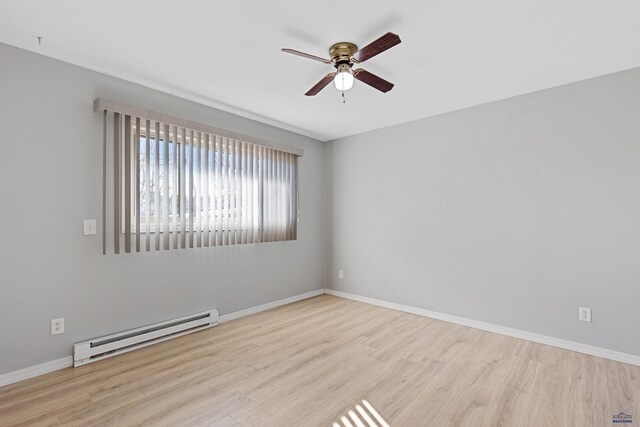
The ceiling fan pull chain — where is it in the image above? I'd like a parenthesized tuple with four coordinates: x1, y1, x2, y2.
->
(342, 91, 346, 104)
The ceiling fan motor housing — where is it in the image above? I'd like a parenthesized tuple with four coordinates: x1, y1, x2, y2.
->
(329, 42, 358, 66)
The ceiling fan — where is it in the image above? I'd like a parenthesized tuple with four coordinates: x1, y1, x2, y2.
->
(282, 32, 401, 97)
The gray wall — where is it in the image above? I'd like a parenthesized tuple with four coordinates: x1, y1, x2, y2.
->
(0, 43, 325, 375)
(2, 40, 639, 377)
(326, 67, 640, 356)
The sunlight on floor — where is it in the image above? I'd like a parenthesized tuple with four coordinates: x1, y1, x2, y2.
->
(332, 400, 390, 427)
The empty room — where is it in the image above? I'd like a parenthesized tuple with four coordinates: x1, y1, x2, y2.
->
(1, 1, 639, 426)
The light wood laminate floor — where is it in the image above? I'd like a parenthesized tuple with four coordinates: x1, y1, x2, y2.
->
(1, 295, 638, 426)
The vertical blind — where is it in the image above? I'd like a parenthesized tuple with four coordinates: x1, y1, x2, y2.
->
(96, 99, 301, 254)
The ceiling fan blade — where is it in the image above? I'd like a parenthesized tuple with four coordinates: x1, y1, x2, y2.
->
(354, 69, 394, 93)
(305, 73, 336, 96)
(281, 48, 331, 64)
(353, 32, 401, 63)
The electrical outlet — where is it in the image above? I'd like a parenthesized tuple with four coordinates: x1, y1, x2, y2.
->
(338, 270, 344, 279)
(51, 318, 65, 335)
(578, 307, 591, 323)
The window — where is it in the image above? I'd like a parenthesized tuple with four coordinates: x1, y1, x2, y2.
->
(97, 99, 300, 254)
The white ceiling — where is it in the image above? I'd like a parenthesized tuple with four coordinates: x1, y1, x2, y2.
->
(1, 1, 639, 141)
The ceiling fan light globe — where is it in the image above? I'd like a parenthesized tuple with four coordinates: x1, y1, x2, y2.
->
(334, 71, 354, 91)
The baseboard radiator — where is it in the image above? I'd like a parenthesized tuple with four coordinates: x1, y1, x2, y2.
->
(73, 309, 219, 367)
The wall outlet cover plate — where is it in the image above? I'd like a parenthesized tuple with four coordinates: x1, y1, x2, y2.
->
(579, 307, 592, 322)
(51, 318, 65, 335)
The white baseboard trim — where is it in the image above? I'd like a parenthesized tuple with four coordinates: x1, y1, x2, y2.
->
(0, 356, 73, 388)
(0, 288, 325, 389)
(325, 288, 640, 367)
(218, 288, 325, 323)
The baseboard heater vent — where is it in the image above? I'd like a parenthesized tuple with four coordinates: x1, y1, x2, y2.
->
(73, 309, 218, 367)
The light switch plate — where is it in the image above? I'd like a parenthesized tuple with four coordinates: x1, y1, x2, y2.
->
(83, 219, 97, 235)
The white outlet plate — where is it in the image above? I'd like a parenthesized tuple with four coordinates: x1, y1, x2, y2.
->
(338, 270, 344, 279)
(579, 307, 592, 322)
(51, 318, 65, 335)
(83, 219, 97, 235)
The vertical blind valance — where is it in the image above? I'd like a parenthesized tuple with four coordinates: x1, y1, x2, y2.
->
(96, 99, 301, 255)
